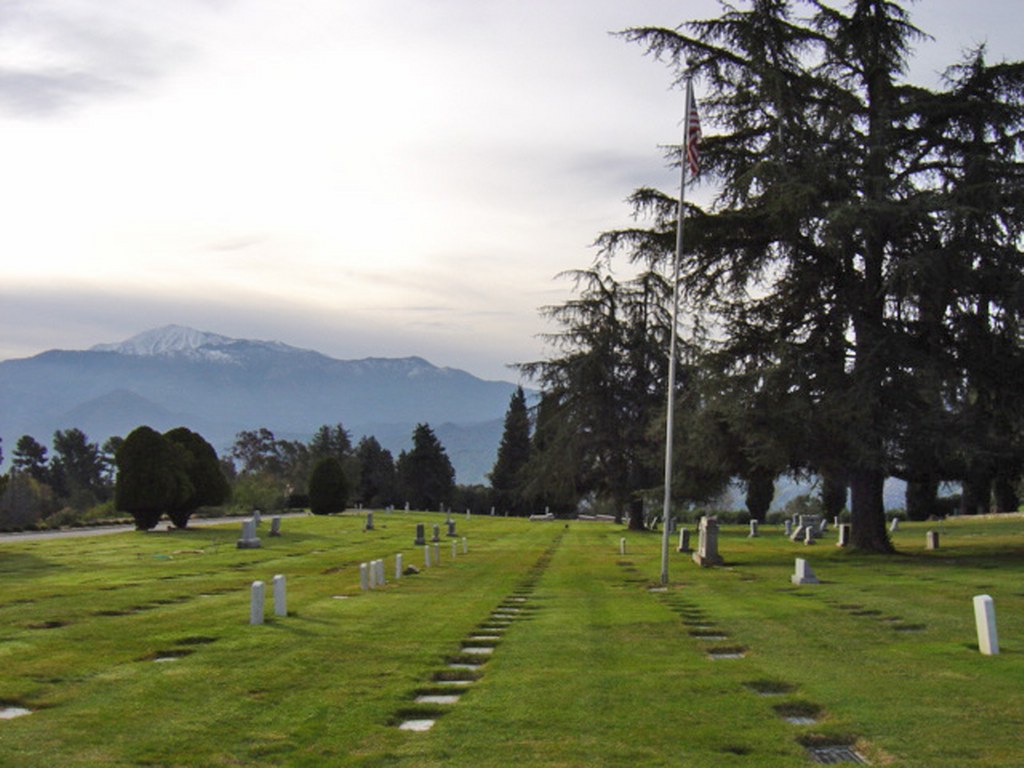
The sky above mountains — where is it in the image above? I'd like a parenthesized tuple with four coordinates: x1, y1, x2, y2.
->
(2, 1, 1021, 382)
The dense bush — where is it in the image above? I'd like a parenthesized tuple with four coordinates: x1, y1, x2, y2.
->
(164, 427, 230, 528)
(308, 456, 348, 515)
(0, 473, 59, 531)
(115, 426, 193, 530)
(231, 473, 286, 512)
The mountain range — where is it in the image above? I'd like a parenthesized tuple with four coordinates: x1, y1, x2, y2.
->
(0, 325, 521, 484)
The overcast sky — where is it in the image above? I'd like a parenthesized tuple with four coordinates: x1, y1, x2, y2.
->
(2, 1, 1021, 382)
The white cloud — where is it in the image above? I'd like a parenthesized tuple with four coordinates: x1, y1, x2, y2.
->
(2, 0, 1022, 381)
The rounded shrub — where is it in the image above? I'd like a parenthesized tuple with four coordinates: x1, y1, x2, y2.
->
(308, 456, 348, 515)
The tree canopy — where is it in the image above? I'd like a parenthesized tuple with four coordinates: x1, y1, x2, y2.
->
(522, 0, 1024, 549)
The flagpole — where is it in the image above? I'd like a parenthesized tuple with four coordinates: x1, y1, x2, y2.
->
(660, 75, 695, 585)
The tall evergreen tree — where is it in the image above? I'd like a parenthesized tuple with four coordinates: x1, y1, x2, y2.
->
(309, 424, 352, 462)
(396, 423, 455, 511)
(489, 386, 532, 515)
(50, 428, 105, 505)
(614, 0, 1023, 549)
(519, 263, 672, 528)
(355, 436, 396, 508)
(12, 435, 49, 483)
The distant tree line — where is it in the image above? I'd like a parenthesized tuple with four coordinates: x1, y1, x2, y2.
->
(0, 418, 496, 531)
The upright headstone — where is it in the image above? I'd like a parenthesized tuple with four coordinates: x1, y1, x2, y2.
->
(237, 518, 262, 549)
(804, 527, 815, 546)
(433, 542, 440, 564)
(973, 594, 999, 655)
(677, 527, 691, 553)
(432, 524, 441, 543)
(749, 520, 759, 538)
(490, 506, 495, 516)
(926, 530, 940, 550)
(360, 563, 370, 590)
(833, 516, 840, 528)
(889, 518, 900, 533)
(424, 545, 432, 568)
(837, 523, 851, 548)
(405, 501, 410, 511)
(462, 536, 468, 554)
(366, 511, 374, 531)
(451, 540, 458, 559)
(376, 559, 385, 586)
(414, 523, 426, 546)
(620, 537, 627, 555)
(791, 558, 819, 585)
(253, 509, 262, 526)
(692, 516, 723, 567)
(784, 519, 793, 537)
(250, 581, 265, 624)
(790, 523, 806, 542)
(466, 508, 471, 518)
(818, 519, 828, 534)
(269, 516, 282, 537)
(447, 520, 457, 537)
(273, 574, 287, 617)
(395, 553, 403, 580)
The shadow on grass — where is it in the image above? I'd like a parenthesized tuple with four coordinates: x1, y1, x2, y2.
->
(0, 551, 67, 576)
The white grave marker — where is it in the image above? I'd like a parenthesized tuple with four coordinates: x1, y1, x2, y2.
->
(359, 563, 369, 590)
(791, 558, 820, 585)
(273, 574, 287, 617)
(973, 594, 999, 655)
(250, 581, 265, 624)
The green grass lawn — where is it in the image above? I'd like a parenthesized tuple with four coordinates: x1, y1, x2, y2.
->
(0, 512, 1021, 767)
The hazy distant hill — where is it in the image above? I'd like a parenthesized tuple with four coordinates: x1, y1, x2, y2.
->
(0, 325, 519, 484)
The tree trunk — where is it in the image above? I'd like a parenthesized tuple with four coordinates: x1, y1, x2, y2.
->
(821, 467, 848, 519)
(850, 468, 893, 552)
(992, 475, 1019, 514)
(627, 496, 645, 531)
(905, 477, 938, 521)
(961, 472, 990, 515)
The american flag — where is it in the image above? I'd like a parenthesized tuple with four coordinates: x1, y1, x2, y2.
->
(685, 80, 701, 178)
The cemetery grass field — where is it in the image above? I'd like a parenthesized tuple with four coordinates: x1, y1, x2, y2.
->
(0, 513, 1021, 767)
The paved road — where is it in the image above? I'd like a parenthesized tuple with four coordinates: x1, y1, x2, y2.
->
(0, 512, 311, 543)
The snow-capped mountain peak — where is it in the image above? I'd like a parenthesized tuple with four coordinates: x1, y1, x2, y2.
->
(90, 325, 235, 357)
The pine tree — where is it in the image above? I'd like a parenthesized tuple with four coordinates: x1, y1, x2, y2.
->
(489, 386, 532, 515)
(618, 0, 1023, 549)
(355, 436, 396, 508)
(12, 435, 49, 483)
(396, 424, 455, 511)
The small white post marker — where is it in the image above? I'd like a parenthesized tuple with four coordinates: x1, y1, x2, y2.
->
(273, 574, 287, 617)
(250, 581, 265, 625)
(973, 595, 999, 655)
